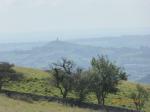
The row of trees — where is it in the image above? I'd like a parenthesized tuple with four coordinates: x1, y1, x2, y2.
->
(51, 56, 127, 105)
(51, 56, 149, 111)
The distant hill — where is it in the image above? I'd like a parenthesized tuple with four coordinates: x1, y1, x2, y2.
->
(72, 35, 150, 48)
(0, 37, 150, 83)
(138, 74, 150, 84)
(0, 40, 104, 69)
(0, 42, 45, 52)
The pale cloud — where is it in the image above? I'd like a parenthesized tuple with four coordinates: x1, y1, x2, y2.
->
(27, 0, 64, 7)
(0, 0, 149, 33)
(0, 0, 63, 9)
(0, 0, 17, 8)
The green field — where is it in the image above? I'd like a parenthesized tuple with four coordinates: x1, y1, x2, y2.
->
(1, 66, 150, 112)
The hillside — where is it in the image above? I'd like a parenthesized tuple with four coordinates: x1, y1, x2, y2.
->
(3, 66, 150, 112)
(0, 94, 97, 112)
(0, 40, 150, 83)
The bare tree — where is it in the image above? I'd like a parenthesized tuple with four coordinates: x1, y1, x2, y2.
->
(130, 84, 149, 112)
(51, 58, 75, 98)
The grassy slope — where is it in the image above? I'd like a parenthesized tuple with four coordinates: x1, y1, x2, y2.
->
(3, 66, 150, 112)
(0, 94, 97, 112)
(13, 66, 50, 79)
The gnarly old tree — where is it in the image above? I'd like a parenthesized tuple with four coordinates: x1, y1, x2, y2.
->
(0, 62, 23, 91)
(90, 56, 127, 105)
(51, 58, 75, 98)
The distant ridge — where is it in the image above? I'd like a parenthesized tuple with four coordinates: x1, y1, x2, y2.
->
(72, 35, 150, 48)
(0, 37, 150, 83)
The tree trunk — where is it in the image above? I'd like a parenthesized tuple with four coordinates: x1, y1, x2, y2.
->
(79, 90, 85, 102)
(0, 83, 2, 92)
(102, 95, 105, 105)
(96, 94, 102, 104)
(63, 90, 68, 99)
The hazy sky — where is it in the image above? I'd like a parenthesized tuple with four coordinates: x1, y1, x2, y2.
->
(0, 0, 150, 42)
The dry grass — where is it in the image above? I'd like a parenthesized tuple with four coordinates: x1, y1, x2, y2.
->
(0, 94, 98, 112)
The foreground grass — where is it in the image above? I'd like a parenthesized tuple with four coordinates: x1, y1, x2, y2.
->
(0, 94, 98, 112)
(4, 67, 150, 112)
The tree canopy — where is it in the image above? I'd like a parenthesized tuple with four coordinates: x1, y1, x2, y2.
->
(90, 56, 127, 105)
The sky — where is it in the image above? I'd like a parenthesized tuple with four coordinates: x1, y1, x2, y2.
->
(0, 0, 150, 42)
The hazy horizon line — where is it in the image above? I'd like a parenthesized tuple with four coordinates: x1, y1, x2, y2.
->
(0, 33, 150, 44)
